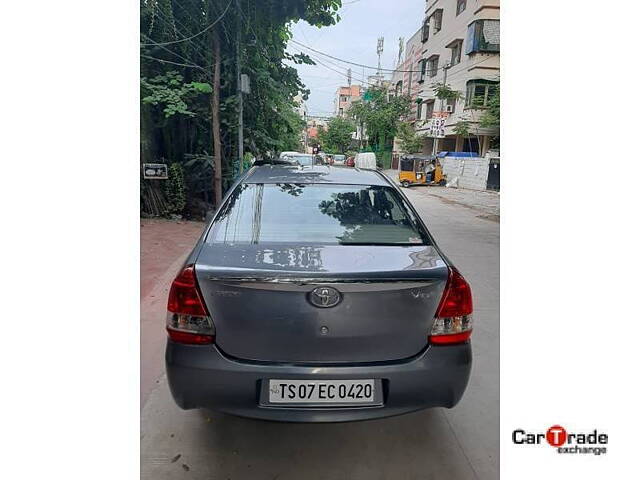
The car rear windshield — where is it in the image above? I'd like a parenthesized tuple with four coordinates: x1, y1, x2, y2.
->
(207, 183, 428, 245)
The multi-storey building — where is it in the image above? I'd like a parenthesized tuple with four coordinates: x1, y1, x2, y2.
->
(394, 0, 500, 155)
(334, 85, 362, 117)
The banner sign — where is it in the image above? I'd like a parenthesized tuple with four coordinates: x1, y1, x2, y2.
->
(428, 112, 449, 138)
(142, 163, 168, 180)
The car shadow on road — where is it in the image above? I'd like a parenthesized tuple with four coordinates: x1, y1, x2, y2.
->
(191, 408, 475, 479)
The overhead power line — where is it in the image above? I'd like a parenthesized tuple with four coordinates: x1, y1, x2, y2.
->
(141, 33, 209, 71)
(140, 0, 233, 47)
(290, 39, 424, 74)
(291, 47, 381, 88)
(141, 54, 210, 73)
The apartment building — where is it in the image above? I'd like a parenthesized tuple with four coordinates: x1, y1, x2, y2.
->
(391, 29, 423, 122)
(334, 85, 362, 117)
(394, 0, 500, 155)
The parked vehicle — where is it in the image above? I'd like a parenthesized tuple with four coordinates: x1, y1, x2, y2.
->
(399, 154, 446, 188)
(279, 151, 299, 159)
(280, 153, 314, 166)
(354, 152, 377, 169)
(166, 165, 473, 422)
(333, 154, 346, 165)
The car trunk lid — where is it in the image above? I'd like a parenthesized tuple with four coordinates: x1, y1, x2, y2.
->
(195, 244, 448, 363)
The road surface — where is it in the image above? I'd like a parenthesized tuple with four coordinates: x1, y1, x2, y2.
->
(140, 186, 499, 479)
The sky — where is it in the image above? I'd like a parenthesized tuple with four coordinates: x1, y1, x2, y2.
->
(287, 0, 426, 117)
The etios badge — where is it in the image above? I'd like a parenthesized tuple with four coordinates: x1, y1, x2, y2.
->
(308, 287, 342, 308)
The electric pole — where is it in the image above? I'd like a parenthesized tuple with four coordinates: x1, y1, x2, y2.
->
(376, 37, 384, 85)
(236, 0, 244, 174)
(432, 63, 451, 157)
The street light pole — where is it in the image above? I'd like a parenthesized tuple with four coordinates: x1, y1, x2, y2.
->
(236, 0, 244, 174)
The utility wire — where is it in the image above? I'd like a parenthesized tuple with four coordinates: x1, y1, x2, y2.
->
(290, 39, 425, 74)
(141, 33, 209, 71)
(291, 38, 498, 79)
(153, 3, 211, 65)
(140, 0, 233, 46)
(291, 47, 382, 88)
(141, 54, 210, 73)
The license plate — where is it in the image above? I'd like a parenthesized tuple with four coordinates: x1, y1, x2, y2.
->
(266, 379, 379, 405)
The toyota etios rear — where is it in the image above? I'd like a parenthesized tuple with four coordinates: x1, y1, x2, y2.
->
(166, 165, 472, 422)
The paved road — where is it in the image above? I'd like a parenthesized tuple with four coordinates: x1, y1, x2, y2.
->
(141, 219, 206, 408)
(141, 188, 499, 480)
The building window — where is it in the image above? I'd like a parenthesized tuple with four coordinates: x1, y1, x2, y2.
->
(417, 101, 423, 120)
(427, 55, 439, 77)
(456, 0, 466, 16)
(340, 95, 348, 102)
(421, 19, 430, 42)
(339, 108, 344, 115)
(431, 9, 443, 35)
(465, 80, 499, 108)
(418, 59, 427, 83)
(425, 100, 435, 119)
(465, 19, 500, 54)
(395, 80, 403, 96)
(448, 40, 463, 66)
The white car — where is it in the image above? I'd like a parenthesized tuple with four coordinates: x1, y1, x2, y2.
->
(354, 152, 377, 170)
(279, 151, 300, 159)
(333, 154, 346, 165)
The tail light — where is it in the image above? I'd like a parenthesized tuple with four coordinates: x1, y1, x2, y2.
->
(429, 268, 473, 345)
(166, 265, 215, 345)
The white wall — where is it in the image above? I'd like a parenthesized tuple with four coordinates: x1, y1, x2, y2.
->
(442, 155, 491, 190)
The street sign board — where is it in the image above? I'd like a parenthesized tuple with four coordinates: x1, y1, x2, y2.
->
(241, 74, 251, 94)
(427, 112, 449, 138)
(142, 163, 168, 179)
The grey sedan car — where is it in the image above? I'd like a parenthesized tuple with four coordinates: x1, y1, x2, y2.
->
(166, 165, 473, 422)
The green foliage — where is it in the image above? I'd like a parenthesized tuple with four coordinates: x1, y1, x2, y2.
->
(479, 83, 500, 128)
(141, 71, 212, 119)
(348, 86, 410, 150)
(164, 163, 186, 215)
(396, 122, 425, 153)
(318, 116, 355, 153)
(308, 136, 321, 148)
(453, 120, 471, 137)
(431, 82, 463, 101)
(140, 0, 342, 212)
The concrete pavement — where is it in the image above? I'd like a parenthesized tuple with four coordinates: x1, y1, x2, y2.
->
(140, 188, 499, 479)
(141, 219, 206, 408)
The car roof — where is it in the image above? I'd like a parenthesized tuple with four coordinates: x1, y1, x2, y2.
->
(243, 165, 390, 186)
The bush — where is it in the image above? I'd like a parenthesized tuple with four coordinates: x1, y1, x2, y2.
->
(164, 163, 186, 216)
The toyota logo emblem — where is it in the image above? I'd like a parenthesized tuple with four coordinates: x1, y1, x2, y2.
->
(308, 286, 342, 308)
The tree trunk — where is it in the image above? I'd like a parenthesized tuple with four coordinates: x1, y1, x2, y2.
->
(211, 28, 223, 207)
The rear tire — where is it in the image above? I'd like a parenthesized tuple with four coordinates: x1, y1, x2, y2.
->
(401, 181, 410, 188)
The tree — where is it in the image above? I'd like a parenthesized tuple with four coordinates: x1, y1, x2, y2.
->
(164, 163, 186, 215)
(318, 116, 355, 153)
(479, 82, 500, 128)
(396, 122, 425, 153)
(431, 82, 463, 102)
(348, 86, 410, 150)
(140, 0, 342, 214)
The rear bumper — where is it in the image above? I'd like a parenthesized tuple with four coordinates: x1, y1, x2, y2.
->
(166, 341, 472, 422)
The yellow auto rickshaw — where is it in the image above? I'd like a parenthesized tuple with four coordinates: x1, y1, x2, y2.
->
(398, 154, 446, 188)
